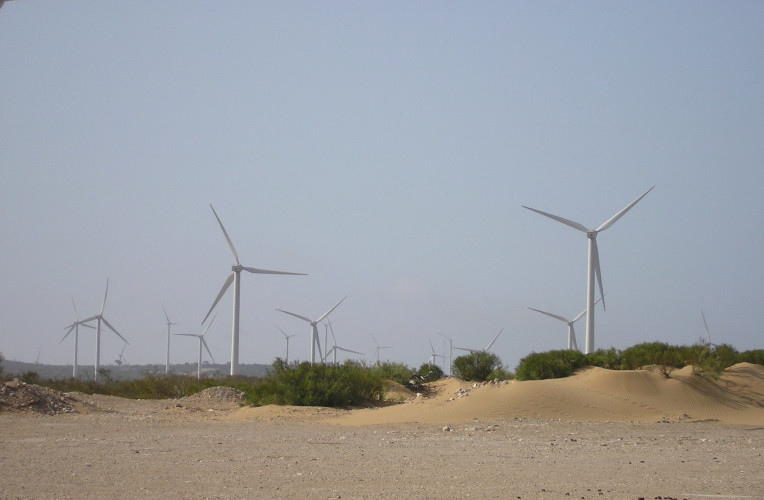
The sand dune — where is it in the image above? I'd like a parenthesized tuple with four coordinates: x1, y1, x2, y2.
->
(230, 363, 764, 426)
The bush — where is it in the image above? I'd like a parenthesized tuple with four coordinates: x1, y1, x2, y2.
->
(247, 360, 385, 407)
(372, 362, 416, 387)
(415, 363, 444, 383)
(738, 349, 764, 365)
(515, 350, 587, 381)
(452, 352, 503, 381)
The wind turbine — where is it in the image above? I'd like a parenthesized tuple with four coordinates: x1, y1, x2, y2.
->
(162, 306, 178, 374)
(437, 332, 457, 376)
(523, 185, 654, 354)
(454, 329, 504, 355)
(370, 335, 391, 366)
(61, 297, 95, 378)
(700, 309, 719, 349)
(529, 296, 603, 351)
(426, 337, 446, 371)
(276, 296, 346, 364)
(275, 325, 295, 363)
(80, 279, 129, 381)
(114, 345, 128, 366)
(322, 320, 363, 364)
(175, 314, 217, 379)
(203, 204, 306, 376)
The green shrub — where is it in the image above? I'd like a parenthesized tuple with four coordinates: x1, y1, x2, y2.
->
(515, 350, 587, 381)
(416, 363, 444, 383)
(247, 360, 385, 407)
(738, 349, 764, 365)
(452, 352, 503, 381)
(372, 362, 416, 387)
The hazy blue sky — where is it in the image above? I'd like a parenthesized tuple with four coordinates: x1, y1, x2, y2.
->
(1, 2, 762, 373)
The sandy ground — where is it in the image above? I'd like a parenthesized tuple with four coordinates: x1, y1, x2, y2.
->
(1, 364, 763, 499)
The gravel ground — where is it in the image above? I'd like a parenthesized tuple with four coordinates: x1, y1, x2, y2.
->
(1, 395, 762, 500)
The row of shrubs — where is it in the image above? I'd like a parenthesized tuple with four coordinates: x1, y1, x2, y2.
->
(515, 342, 764, 381)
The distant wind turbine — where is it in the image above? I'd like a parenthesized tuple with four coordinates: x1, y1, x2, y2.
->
(427, 337, 446, 371)
(322, 320, 363, 364)
(114, 345, 128, 366)
(203, 204, 306, 376)
(175, 314, 217, 379)
(370, 335, 392, 366)
(80, 279, 129, 381)
(162, 305, 178, 374)
(700, 309, 719, 349)
(523, 185, 654, 354)
(275, 325, 295, 364)
(61, 297, 95, 378)
(437, 332, 457, 376)
(529, 297, 603, 351)
(276, 296, 346, 364)
(454, 329, 504, 355)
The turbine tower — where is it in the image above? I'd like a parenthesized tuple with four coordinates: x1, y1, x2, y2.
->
(80, 279, 129, 381)
(203, 205, 306, 376)
(60, 297, 95, 378)
(276, 296, 347, 364)
(529, 297, 602, 351)
(175, 314, 217, 379)
(427, 337, 446, 372)
(437, 332, 457, 376)
(523, 186, 654, 354)
(162, 305, 178, 374)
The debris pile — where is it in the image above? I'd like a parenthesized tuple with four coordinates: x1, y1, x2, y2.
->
(0, 379, 76, 415)
(181, 386, 246, 404)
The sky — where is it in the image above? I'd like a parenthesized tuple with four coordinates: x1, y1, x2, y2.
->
(1, 1, 762, 374)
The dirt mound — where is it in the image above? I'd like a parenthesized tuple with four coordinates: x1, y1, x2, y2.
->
(0, 379, 76, 415)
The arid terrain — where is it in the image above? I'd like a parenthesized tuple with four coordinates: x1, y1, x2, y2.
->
(1, 364, 762, 499)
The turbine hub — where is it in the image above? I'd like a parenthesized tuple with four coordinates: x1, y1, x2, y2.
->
(587, 231, 597, 239)
(232, 264, 243, 272)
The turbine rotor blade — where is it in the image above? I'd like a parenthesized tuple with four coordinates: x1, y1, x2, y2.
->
(316, 296, 347, 323)
(242, 266, 307, 276)
(162, 305, 171, 324)
(572, 308, 588, 323)
(484, 328, 503, 351)
(701, 310, 711, 344)
(174, 333, 199, 337)
(276, 309, 313, 323)
(210, 204, 240, 266)
(201, 338, 215, 363)
(101, 317, 129, 345)
(596, 185, 655, 232)
(592, 239, 606, 311)
(201, 313, 217, 336)
(71, 296, 79, 320)
(61, 325, 75, 342)
(528, 307, 569, 323)
(100, 278, 110, 315)
(203, 273, 234, 324)
(336, 347, 363, 355)
(522, 206, 589, 233)
(571, 325, 579, 351)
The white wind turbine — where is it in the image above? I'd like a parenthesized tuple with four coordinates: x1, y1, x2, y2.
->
(203, 204, 306, 376)
(322, 320, 363, 364)
(529, 296, 603, 351)
(60, 297, 95, 378)
(114, 345, 128, 366)
(175, 314, 217, 379)
(700, 310, 719, 349)
(370, 335, 392, 366)
(80, 279, 129, 381)
(162, 306, 178, 374)
(523, 186, 654, 354)
(276, 296, 347, 364)
(454, 329, 504, 355)
(275, 325, 295, 364)
(437, 332, 457, 376)
(426, 337, 446, 371)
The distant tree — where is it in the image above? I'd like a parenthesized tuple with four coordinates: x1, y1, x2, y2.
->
(452, 352, 503, 381)
(416, 363, 444, 383)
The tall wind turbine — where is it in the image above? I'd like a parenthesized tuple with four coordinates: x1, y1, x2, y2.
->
(322, 320, 363, 364)
(60, 297, 95, 378)
(275, 325, 295, 364)
(162, 305, 178, 374)
(80, 279, 129, 381)
(175, 314, 217, 379)
(370, 335, 392, 366)
(523, 186, 654, 354)
(203, 204, 306, 376)
(454, 329, 504, 354)
(437, 332, 457, 376)
(276, 296, 346, 364)
(529, 297, 603, 351)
